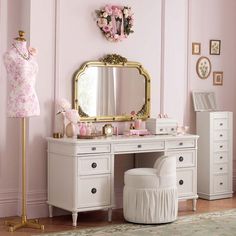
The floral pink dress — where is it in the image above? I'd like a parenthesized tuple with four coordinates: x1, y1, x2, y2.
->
(3, 41, 40, 118)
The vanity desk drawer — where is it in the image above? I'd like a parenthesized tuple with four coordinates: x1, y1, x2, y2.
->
(166, 150, 196, 168)
(78, 155, 111, 175)
(76, 144, 111, 155)
(166, 139, 195, 149)
(113, 141, 164, 153)
(177, 169, 195, 197)
(77, 174, 111, 208)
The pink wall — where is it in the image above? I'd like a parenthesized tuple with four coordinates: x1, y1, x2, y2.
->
(0, 0, 235, 218)
(188, 0, 236, 189)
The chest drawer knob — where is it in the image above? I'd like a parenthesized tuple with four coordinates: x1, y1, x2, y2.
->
(220, 182, 223, 185)
(179, 156, 184, 162)
(220, 167, 223, 170)
(220, 123, 223, 126)
(91, 188, 97, 194)
(220, 145, 223, 148)
(220, 156, 223, 159)
(91, 147, 97, 151)
(91, 162, 97, 168)
(179, 142, 183, 146)
(220, 134, 223, 137)
(137, 144, 142, 148)
(179, 180, 184, 185)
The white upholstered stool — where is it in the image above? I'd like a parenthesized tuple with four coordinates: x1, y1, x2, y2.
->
(123, 155, 178, 224)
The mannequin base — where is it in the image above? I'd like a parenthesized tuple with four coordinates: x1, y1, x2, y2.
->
(5, 218, 44, 232)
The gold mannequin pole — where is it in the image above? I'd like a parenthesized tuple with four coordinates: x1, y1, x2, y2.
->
(5, 118, 44, 232)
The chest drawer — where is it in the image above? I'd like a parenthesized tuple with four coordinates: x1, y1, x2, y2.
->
(166, 150, 196, 168)
(214, 152, 228, 163)
(78, 155, 111, 175)
(113, 141, 164, 153)
(213, 175, 229, 193)
(214, 119, 228, 130)
(166, 139, 195, 149)
(77, 175, 111, 208)
(213, 163, 228, 174)
(213, 141, 228, 152)
(76, 144, 111, 155)
(214, 130, 228, 141)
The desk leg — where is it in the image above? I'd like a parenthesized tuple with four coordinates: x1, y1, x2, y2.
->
(49, 205, 53, 218)
(72, 212, 78, 227)
(108, 208, 112, 222)
(192, 199, 197, 211)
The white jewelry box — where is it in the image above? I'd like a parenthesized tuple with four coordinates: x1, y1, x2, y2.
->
(146, 118, 178, 135)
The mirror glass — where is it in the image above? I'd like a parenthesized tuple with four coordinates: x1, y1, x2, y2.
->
(73, 55, 151, 122)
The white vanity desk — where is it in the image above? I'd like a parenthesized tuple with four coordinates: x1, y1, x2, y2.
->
(47, 134, 199, 226)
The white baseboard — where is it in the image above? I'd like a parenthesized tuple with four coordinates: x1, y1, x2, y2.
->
(0, 189, 49, 218)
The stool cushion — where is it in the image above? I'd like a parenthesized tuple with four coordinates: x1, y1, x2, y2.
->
(124, 168, 159, 189)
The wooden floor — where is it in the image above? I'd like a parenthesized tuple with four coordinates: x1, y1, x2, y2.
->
(0, 195, 236, 236)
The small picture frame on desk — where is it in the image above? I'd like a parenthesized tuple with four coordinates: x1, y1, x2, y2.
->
(192, 42, 201, 55)
(213, 71, 223, 86)
(210, 40, 221, 55)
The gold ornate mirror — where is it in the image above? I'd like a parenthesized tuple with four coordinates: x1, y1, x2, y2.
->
(73, 54, 151, 122)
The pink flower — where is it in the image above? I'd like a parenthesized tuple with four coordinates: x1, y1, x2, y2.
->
(105, 5, 113, 15)
(65, 109, 80, 124)
(102, 24, 112, 33)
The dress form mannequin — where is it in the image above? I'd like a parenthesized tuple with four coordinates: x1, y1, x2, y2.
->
(3, 31, 44, 232)
(3, 31, 40, 117)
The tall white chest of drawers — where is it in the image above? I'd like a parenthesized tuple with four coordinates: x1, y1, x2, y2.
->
(196, 111, 233, 200)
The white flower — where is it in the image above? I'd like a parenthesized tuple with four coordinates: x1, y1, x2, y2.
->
(57, 98, 71, 113)
(103, 12, 108, 18)
(97, 18, 108, 28)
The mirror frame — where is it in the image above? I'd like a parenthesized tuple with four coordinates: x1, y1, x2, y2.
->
(73, 54, 151, 122)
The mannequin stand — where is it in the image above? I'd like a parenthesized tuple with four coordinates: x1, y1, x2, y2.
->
(5, 118, 44, 232)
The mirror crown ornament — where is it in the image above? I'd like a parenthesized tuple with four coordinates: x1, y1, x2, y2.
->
(100, 54, 127, 64)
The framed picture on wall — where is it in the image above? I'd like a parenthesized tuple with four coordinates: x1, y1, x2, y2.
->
(213, 71, 223, 85)
(192, 42, 201, 55)
(196, 56, 211, 79)
(210, 40, 221, 55)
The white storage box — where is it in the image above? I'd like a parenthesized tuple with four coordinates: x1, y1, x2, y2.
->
(146, 118, 178, 135)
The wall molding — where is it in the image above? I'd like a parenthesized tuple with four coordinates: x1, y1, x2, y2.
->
(0, 189, 48, 218)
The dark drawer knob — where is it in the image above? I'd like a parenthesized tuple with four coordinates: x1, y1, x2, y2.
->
(171, 128, 174, 131)
(91, 147, 96, 151)
(137, 144, 142, 148)
(179, 180, 184, 185)
(220, 134, 223, 137)
(220, 123, 223, 126)
(220, 145, 223, 148)
(91, 162, 97, 168)
(220, 182, 223, 185)
(220, 156, 223, 159)
(91, 188, 97, 194)
(179, 142, 183, 146)
(160, 128, 163, 131)
(220, 167, 223, 170)
(179, 156, 184, 162)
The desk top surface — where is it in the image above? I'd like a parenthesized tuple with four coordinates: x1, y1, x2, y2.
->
(47, 134, 199, 144)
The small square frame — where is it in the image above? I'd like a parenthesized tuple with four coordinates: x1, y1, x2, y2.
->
(213, 71, 223, 86)
(210, 40, 221, 55)
(192, 42, 201, 55)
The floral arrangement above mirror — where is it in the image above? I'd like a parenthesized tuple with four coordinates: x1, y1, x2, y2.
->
(96, 5, 134, 42)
